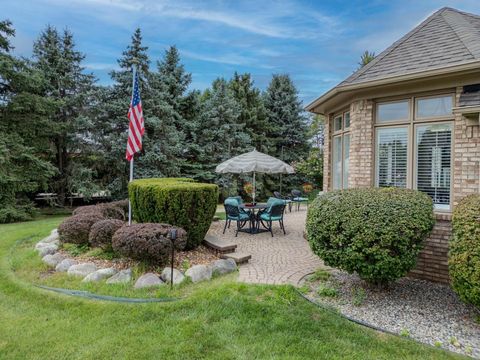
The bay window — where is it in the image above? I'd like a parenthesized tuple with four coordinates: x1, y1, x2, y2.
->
(332, 111, 350, 190)
(374, 94, 453, 210)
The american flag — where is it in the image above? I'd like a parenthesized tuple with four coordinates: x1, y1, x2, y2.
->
(125, 70, 145, 161)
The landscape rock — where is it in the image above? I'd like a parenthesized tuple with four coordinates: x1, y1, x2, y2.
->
(67, 262, 97, 277)
(36, 243, 58, 257)
(134, 273, 164, 289)
(55, 258, 78, 272)
(211, 258, 237, 275)
(106, 269, 132, 284)
(42, 253, 64, 267)
(185, 264, 212, 283)
(82, 268, 117, 282)
(160, 267, 185, 285)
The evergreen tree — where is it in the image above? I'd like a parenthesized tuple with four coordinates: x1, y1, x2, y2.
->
(228, 72, 270, 152)
(358, 50, 375, 68)
(194, 78, 250, 183)
(32, 26, 96, 205)
(263, 74, 309, 193)
(0, 20, 56, 222)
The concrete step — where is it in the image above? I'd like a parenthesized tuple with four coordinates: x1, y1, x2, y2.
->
(203, 235, 237, 254)
(221, 252, 251, 264)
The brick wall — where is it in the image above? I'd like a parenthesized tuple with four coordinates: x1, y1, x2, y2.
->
(348, 100, 374, 188)
(323, 114, 331, 192)
(453, 86, 480, 206)
(409, 213, 452, 283)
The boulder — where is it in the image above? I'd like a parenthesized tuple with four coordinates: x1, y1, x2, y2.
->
(160, 267, 185, 285)
(55, 259, 78, 272)
(211, 259, 237, 275)
(67, 262, 97, 277)
(42, 253, 64, 267)
(106, 269, 132, 284)
(36, 243, 58, 257)
(82, 268, 117, 282)
(185, 264, 212, 283)
(134, 273, 164, 289)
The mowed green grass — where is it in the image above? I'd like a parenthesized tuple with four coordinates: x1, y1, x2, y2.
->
(0, 218, 464, 359)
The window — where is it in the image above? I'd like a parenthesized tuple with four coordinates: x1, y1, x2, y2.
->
(373, 94, 454, 211)
(376, 127, 408, 188)
(416, 95, 453, 118)
(377, 100, 409, 123)
(416, 123, 452, 210)
(331, 111, 350, 189)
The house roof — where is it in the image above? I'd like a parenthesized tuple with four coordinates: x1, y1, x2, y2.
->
(306, 7, 480, 113)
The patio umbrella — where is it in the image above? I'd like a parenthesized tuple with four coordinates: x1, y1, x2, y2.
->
(215, 149, 295, 203)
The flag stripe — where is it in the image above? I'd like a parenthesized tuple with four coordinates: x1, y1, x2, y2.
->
(125, 70, 144, 161)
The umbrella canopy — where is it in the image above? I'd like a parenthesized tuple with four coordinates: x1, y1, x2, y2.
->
(215, 149, 294, 174)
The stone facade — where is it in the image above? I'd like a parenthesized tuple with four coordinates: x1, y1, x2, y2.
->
(322, 91, 479, 284)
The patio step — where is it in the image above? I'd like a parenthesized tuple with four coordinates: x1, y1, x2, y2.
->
(221, 252, 251, 264)
(203, 235, 237, 254)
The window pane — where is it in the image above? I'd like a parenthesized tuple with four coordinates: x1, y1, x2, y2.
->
(343, 134, 350, 188)
(376, 127, 408, 188)
(334, 116, 343, 132)
(344, 112, 350, 128)
(416, 124, 452, 210)
(416, 95, 452, 118)
(377, 101, 409, 122)
(332, 136, 342, 190)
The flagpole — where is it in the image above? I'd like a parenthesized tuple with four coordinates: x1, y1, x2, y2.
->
(127, 63, 137, 226)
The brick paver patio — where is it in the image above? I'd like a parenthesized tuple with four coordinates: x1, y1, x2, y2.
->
(207, 208, 325, 285)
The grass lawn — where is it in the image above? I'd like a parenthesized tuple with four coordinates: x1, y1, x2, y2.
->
(0, 217, 465, 359)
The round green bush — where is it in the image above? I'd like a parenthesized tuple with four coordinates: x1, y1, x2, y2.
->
(112, 223, 187, 263)
(129, 178, 218, 249)
(449, 194, 480, 309)
(72, 201, 126, 220)
(306, 188, 435, 285)
(89, 219, 125, 251)
(58, 214, 105, 245)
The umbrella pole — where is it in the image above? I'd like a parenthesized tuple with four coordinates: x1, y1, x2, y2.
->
(253, 172, 256, 204)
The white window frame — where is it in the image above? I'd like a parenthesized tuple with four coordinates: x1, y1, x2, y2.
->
(331, 111, 350, 190)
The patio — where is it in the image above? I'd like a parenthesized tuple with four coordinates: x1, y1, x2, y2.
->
(207, 207, 325, 285)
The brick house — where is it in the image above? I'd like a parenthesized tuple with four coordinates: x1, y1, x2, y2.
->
(306, 7, 480, 283)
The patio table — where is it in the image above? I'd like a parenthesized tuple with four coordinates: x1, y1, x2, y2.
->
(239, 203, 269, 234)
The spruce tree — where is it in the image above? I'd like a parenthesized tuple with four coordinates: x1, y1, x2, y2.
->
(32, 26, 96, 205)
(0, 20, 56, 222)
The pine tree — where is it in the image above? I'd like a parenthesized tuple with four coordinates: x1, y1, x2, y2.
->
(228, 72, 270, 152)
(0, 20, 56, 222)
(263, 74, 309, 193)
(194, 78, 251, 183)
(32, 26, 96, 205)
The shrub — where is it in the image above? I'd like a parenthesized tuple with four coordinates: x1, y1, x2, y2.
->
(129, 178, 218, 249)
(306, 188, 435, 285)
(72, 200, 127, 220)
(58, 214, 105, 245)
(112, 223, 187, 263)
(89, 219, 125, 251)
(449, 194, 480, 309)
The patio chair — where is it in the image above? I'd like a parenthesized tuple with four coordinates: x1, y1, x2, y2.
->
(223, 198, 250, 237)
(291, 189, 309, 211)
(274, 191, 292, 212)
(257, 198, 286, 237)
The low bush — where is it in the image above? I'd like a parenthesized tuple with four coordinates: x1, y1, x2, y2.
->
(306, 188, 435, 285)
(112, 223, 187, 263)
(449, 194, 480, 309)
(58, 214, 105, 245)
(88, 219, 125, 251)
(72, 200, 127, 220)
(129, 178, 218, 249)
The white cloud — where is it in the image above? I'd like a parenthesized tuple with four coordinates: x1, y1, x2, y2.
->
(84, 62, 120, 71)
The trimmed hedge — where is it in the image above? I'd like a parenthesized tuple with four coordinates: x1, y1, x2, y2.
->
(73, 200, 128, 220)
(129, 178, 218, 249)
(112, 223, 187, 263)
(306, 188, 435, 285)
(89, 219, 125, 251)
(58, 214, 105, 245)
(449, 194, 480, 309)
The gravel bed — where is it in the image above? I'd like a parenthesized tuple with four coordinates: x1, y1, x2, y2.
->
(301, 270, 480, 358)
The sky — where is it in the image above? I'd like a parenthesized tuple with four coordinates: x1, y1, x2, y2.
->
(2, 0, 480, 105)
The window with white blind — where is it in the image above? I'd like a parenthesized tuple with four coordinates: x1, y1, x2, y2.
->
(332, 111, 350, 190)
(376, 127, 408, 188)
(332, 136, 343, 190)
(415, 123, 452, 210)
